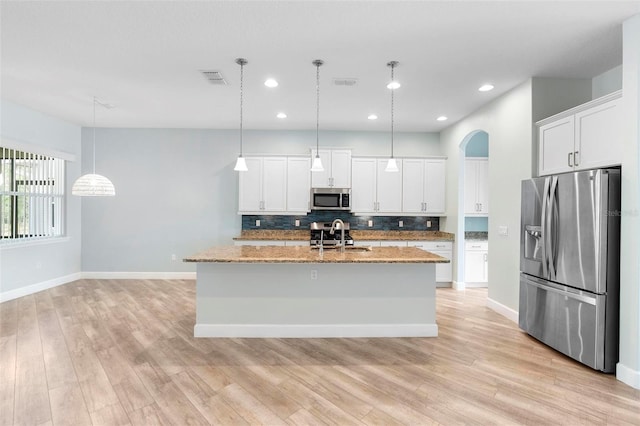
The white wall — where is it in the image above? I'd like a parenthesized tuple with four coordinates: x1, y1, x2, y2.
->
(440, 80, 533, 314)
(0, 100, 82, 300)
(79, 128, 440, 273)
(593, 64, 623, 99)
(617, 14, 640, 389)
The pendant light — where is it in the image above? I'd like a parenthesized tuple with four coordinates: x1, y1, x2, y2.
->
(310, 59, 325, 172)
(72, 97, 116, 196)
(233, 58, 249, 172)
(385, 61, 400, 172)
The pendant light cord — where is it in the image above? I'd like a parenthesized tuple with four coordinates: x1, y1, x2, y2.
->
(390, 63, 395, 158)
(92, 96, 97, 174)
(315, 61, 320, 153)
(239, 60, 244, 157)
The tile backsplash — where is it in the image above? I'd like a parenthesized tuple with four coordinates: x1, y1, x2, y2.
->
(242, 213, 439, 231)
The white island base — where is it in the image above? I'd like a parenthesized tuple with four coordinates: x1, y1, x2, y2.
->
(194, 262, 437, 338)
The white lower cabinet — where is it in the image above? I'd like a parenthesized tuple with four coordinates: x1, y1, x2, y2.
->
(464, 240, 488, 285)
(407, 241, 453, 284)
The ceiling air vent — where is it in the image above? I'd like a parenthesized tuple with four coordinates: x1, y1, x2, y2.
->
(200, 70, 227, 85)
(333, 78, 358, 87)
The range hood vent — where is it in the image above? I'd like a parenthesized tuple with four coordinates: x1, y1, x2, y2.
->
(200, 70, 227, 85)
(333, 78, 358, 86)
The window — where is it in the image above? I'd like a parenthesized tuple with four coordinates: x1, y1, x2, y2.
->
(0, 147, 65, 242)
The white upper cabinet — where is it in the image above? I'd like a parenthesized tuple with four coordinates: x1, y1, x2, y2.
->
(538, 91, 622, 176)
(239, 157, 288, 214)
(464, 158, 489, 216)
(238, 156, 307, 215)
(351, 158, 403, 214)
(402, 158, 446, 215)
(311, 149, 352, 188)
(286, 157, 311, 213)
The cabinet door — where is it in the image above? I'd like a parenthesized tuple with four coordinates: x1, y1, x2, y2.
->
(287, 157, 311, 212)
(351, 158, 377, 213)
(575, 98, 622, 170)
(463, 160, 478, 215)
(310, 149, 331, 188)
(431, 250, 453, 282)
(376, 159, 403, 213)
(538, 116, 575, 176)
(424, 159, 446, 214)
(379, 241, 408, 247)
(465, 250, 486, 282)
(483, 251, 489, 282)
(331, 149, 352, 188)
(402, 159, 425, 213)
(238, 157, 263, 212)
(262, 157, 287, 212)
(476, 159, 489, 215)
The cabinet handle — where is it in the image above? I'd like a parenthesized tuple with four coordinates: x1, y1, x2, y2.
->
(568, 152, 573, 167)
(574, 151, 579, 166)
(472, 245, 481, 248)
(479, 203, 482, 211)
(483, 253, 488, 262)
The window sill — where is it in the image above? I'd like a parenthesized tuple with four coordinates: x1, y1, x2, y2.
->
(0, 236, 71, 250)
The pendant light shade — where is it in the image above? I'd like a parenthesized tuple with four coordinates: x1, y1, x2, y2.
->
(72, 97, 116, 196)
(385, 61, 400, 173)
(310, 59, 325, 172)
(234, 58, 249, 172)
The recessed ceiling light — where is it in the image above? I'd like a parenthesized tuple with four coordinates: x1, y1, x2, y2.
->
(368, 114, 378, 120)
(387, 81, 401, 90)
(276, 112, 287, 119)
(264, 78, 278, 88)
(478, 84, 494, 92)
(437, 116, 448, 121)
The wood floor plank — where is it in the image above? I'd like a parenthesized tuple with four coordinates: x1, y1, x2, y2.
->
(3, 280, 640, 425)
(48, 384, 92, 426)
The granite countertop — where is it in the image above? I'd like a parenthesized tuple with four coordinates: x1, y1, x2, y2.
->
(184, 245, 450, 264)
(233, 230, 455, 241)
(464, 231, 489, 241)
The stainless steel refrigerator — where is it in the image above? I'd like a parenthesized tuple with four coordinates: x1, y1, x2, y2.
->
(519, 168, 620, 372)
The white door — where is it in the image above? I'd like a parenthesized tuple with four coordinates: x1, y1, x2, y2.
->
(424, 159, 446, 214)
(262, 157, 287, 212)
(476, 159, 489, 215)
(351, 158, 377, 213)
(376, 159, 403, 213)
(464, 159, 478, 215)
(465, 250, 486, 282)
(538, 116, 575, 176)
(287, 157, 311, 212)
(402, 159, 425, 213)
(330, 149, 352, 188)
(574, 98, 622, 170)
(238, 157, 263, 212)
(310, 149, 332, 188)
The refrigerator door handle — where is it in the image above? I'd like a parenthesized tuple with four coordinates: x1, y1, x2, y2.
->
(548, 176, 559, 279)
(541, 177, 550, 278)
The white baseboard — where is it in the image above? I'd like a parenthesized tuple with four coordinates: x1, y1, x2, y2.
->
(194, 323, 439, 338)
(486, 297, 519, 323)
(452, 281, 465, 290)
(81, 271, 196, 280)
(0, 272, 82, 303)
(616, 362, 640, 390)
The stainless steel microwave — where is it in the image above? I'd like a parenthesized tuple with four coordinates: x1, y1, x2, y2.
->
(310, 188, 351, 211)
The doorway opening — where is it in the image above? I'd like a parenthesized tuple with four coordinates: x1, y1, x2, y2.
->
(456, 130, 489, 290)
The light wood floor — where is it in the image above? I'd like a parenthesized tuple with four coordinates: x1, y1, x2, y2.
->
(1, 279, 638, 425)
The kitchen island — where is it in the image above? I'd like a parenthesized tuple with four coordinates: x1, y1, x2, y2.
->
(184, 245, 448, 338)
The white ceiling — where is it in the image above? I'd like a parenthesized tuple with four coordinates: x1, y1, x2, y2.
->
(2, 1, 639, 132)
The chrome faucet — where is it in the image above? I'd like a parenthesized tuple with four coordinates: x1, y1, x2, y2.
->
(330, 218, 346, 253)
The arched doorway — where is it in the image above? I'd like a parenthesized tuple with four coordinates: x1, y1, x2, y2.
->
(456, 130, 489, 290)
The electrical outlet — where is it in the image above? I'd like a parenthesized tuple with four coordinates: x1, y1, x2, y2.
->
(255, 219, 260, 227)
(399, 220, 403, 227)
(311, 269, 318, 280)
(295, 219, 300, 227)
(368, 220, 373, 227)
(498, 225, 509, 236)
(171, 254, 177, 261)
(427, 220, 432, 228)
(36, 261, 42, 269)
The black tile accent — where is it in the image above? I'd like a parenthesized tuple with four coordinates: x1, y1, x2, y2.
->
(242, 213, 439, 231)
